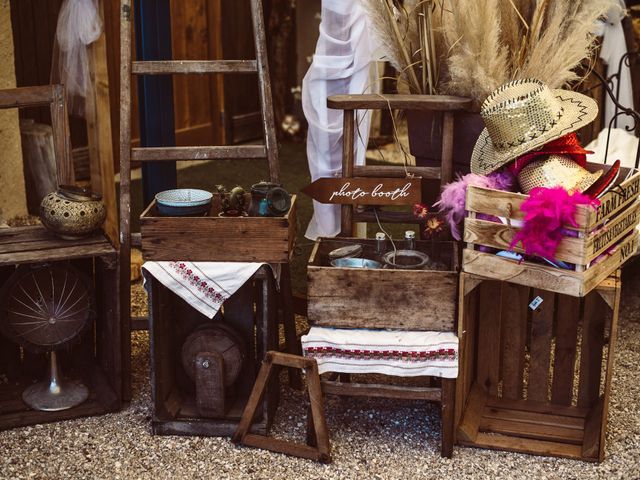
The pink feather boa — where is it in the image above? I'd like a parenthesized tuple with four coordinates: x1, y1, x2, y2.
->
(511, 187, 600, 259)
(435, 171, 516, 240)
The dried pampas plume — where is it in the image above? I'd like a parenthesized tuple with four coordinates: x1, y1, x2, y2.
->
(361, 0, 621, 105)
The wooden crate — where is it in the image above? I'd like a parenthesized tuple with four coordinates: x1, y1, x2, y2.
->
(0, 226, 122, 430)
(140, 194, 297, 263)
(455, 271, 621, 462)
(463, 164, 640, 296)
(307, 238, 458, 331)
(148, 266, 279, 437)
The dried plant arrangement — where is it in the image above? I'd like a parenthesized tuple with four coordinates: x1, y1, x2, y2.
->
(360, 0, 445, 94)
(361, 0, 621, 105)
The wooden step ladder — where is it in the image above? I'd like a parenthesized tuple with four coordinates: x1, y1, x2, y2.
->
(119, 0, 300, 394)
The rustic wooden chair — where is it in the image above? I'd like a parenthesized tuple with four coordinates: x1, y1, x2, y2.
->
(310, 94, 472, 458)
(329, 93, 471, 236)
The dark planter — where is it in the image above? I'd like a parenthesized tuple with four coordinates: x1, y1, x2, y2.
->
(407, 110, 484, 205)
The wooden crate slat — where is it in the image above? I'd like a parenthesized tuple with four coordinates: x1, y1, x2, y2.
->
(482, 404, 585, 430)
(321, 380, 441, 401)
(527, 290, 555, 403)
(0, 242, 116, 266)
(140, 196, 296, 263)
(500, 283, 529, 400)
(455, 274, 478, 429)
(463, 231, 636, 297)
(463, 217, 586, 264)
(588, 167, 640, 226)
(583, 201, 640, 263)
(462, 432, 586, 461)
(577, 292, 606, 408)
(132, 60, 258, 74)
(551, 295, 580, 405)
(476, 281, 501, 395)
(131, 145, 267, 161)
(485, 395, 589, 418)
(466, 166, 640, 230)
(307, 268, 456, 331)
(479, 417, 584, 445)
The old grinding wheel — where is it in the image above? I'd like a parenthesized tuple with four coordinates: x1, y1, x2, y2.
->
(181, 323, 246, 387)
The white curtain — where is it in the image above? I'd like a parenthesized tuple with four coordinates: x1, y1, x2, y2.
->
(302, 0, 374, 240)
(596, 1, 634, 132)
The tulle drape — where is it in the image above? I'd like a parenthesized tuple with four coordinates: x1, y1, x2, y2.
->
(302, 0, 374, 239)
(51, 0, 102, 116)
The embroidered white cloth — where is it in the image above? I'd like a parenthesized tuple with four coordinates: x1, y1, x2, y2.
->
(301, 327, 458, 378)
(142, 261, 266, 319)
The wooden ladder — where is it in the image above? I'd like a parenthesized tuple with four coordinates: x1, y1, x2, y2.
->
(119, 0, 288, 391)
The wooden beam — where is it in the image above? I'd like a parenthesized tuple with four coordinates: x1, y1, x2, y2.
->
(132, 59, 257, 74)
(87, 0, 118, 246)
(328, 94, 472, 111)
(131, 145, 266, 161)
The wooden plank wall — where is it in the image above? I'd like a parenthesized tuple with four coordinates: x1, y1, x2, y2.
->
(10, 0, 229, 172)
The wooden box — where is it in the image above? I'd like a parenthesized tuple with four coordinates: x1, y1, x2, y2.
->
(463, 164, 639, 296)
(148, 266, 279, 437)
(455, 272, 621, 462)
(140, 194, 297, 263)
(0, 226, 122, 430)
(307, 238, 458, 331)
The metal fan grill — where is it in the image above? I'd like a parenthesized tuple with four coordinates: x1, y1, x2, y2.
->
(0, 264, 94, 411)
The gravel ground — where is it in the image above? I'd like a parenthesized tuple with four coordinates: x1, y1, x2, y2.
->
(1, 277, 639, 480)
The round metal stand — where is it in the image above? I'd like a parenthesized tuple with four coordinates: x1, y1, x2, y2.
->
(22, 352, 89, 412)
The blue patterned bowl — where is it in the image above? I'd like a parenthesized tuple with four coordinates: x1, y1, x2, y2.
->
(155, 189, 213, 208)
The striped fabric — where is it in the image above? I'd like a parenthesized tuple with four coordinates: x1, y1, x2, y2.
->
(302, 327, 458, 378)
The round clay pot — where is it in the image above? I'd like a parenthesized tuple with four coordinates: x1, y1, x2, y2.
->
(39, 186, 106, 240)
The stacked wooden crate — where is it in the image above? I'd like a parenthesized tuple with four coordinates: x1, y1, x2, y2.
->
(456, 272, 621, 461)
(462, 163, 639, 296)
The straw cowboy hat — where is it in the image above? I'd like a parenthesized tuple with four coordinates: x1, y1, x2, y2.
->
(470, 79, 598, 175)
(517, 154, 602, 194)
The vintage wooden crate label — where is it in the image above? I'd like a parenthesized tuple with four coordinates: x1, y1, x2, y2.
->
(594, 173, 640, 223)
(590, 202, 640, 258)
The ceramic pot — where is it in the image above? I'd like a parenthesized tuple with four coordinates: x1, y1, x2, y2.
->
(406, 110, 484, 204)
(249, 182, 291, 217)
(40, 186, 106, 239)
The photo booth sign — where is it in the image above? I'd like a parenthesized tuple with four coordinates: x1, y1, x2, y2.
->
(302, 177, 422, 205)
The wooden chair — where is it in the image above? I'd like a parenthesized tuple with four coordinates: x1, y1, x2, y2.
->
(327, 94, 472, 236)
(309, 94, 473, 458)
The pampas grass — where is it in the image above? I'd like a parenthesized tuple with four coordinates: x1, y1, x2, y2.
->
(440, 0, 620, 104)
(361, 0, 621, 104)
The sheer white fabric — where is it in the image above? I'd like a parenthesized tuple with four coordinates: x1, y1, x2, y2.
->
(595, 1, 634, 132)
(52, 0, 103, 116)
(302, 0, 374, 239)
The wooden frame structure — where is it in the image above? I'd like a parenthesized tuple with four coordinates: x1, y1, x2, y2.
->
(233, 352, 331, 463)
(0, 85, 73, 186)
(119, 0, 301, 390)
(148, 266, 279, 437)
(0, 85, 122, 429)
(456, 271, 621, 461)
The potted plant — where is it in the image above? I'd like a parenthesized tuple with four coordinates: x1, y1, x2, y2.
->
(361, 0, 619, 172)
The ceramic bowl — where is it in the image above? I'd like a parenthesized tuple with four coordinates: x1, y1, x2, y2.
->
(155, 189, 212, 207)
(155, 189, 212, 216)
(40, 186, 106, 239)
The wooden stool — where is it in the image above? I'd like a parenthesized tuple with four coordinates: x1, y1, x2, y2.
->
(232, 352, 331, 463)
